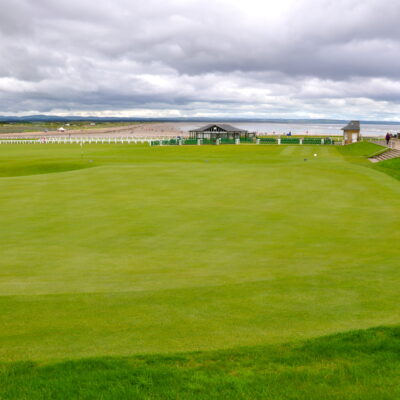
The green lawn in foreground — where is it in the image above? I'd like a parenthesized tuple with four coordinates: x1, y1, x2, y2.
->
(0, 143, 399, 363)
(1, 326, 399, 400)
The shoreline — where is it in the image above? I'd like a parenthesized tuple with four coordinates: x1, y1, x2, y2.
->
(0, 121, 389, 138)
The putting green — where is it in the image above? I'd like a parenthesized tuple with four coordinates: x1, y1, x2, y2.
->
(0, 143, 399, 361)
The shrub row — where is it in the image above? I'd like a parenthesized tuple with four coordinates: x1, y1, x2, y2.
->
(152, 138, 334, 146)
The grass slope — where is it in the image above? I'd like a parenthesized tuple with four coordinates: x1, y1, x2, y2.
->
(0, 325, 399, 399)
(373, 158, 400, 181)
(0, 143, 399, 363)
(337, 141, 384, 157)
(338, 141, 400, 181)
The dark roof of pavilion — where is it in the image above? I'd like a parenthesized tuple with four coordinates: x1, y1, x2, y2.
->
(342, 121, 360, 131)
(189, 123, 248, 133)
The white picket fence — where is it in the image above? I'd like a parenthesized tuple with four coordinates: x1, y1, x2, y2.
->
(0, 137, 160, 145)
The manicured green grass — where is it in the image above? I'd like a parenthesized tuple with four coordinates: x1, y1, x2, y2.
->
(373, 157, 400, 181)
(0, 325, 399, 399)
(337, 141, 384, 157)
(0, 142, 399, 398)
(338, 141, 400, 181)
(0, 143, 399, 363)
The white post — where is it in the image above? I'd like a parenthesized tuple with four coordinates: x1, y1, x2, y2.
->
(278, 138, 281, 145)
(300, 139, 303, 145)
(321, 139, 324, 145)
(256, 138, 260, 144)
(235, 138, 240, 145)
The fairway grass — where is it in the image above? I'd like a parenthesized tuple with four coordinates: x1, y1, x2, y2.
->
(0, 143, 399, 366)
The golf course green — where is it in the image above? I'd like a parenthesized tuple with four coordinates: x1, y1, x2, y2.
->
(0, 142, 399, 398)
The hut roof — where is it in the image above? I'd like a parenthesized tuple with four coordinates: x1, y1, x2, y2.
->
(342, 121, 360, 131)
(189, 123, 248, 133)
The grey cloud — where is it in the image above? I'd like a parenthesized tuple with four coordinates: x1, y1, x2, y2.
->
(1, 0, 400, 118)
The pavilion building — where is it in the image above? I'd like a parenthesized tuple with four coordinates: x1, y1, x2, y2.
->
(189, 123, 253, 140)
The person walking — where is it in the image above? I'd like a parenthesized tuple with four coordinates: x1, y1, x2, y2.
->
(386, 132, 391, 145)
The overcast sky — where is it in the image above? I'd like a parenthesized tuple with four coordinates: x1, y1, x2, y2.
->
(1, 0, 400, 119)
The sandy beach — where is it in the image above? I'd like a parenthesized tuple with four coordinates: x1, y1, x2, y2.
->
(0, 123, 187, 139)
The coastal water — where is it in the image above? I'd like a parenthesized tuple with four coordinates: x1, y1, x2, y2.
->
(178, 122, 400, 137)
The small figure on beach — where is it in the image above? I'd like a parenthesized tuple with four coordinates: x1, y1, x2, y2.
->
(386, 132, 391, 145)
